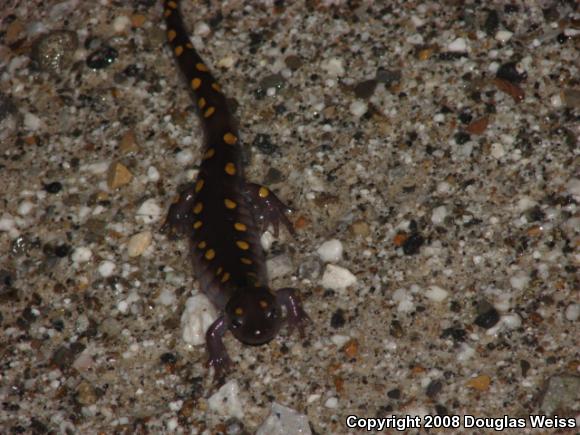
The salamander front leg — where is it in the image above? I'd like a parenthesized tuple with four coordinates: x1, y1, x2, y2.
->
(161, 183, 197, 239)
(243, 183, 295, 237)
(206, 316, 232, 379)
(276, 287, 310, 338)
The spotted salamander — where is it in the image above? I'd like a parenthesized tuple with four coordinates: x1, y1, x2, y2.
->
(161, 0, 309, 377)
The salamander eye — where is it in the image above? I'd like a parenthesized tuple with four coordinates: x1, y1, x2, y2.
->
(265, 307, 278, 320)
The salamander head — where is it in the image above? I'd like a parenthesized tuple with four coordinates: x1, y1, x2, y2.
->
(225, 287, 281, 345)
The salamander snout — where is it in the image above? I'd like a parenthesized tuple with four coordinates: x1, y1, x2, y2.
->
(225, 287, 282, 345)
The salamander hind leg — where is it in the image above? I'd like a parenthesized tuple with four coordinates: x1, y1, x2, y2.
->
(276, 287, 310, 338)
(161, 183, 197, 239)
(243, 182, 295, 237)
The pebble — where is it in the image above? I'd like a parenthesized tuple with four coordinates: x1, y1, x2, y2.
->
(86, 45, 118, 69)
(565, 303, 579, 322)
(256, 403, 311, 435)
(392, 288, 415, 313)
(431, 206, 447, 225)
(539, 374, 580, 416)
(71, 247, 92, 264)
(320, 57, 345, 77)
(565, 178, 580, 200)
(509, 270, 530, 291)
(466, 374, 491, 391)
(447, 37, 467, 52)
(181, 294, 217, 345)
(208, 380, 243, 419)
(127, 231, 152, 257)
(107, 161, 133, 189)
(321, 264, 357, 292)
(136, 199, 162, 224)
(76, 380, 98, 406)
(24, 112, 42, 131)
(324, 397, 338, 408)
(112, 15, 131, 33)
(266, 254, 293, 279)
(494, 30, 513, 43)
(424, 285, 448, 302)
(490, 142, 505, 159)
(97, 260, 116, 277)
(349, 100, 368, 118)
(31, 30, 78, 76)
(119, 130, 139, 154)
(316, 239, 343, 263)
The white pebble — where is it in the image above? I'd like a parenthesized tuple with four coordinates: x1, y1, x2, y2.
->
(456, 344, 475, 362)
(166, 417, 179, 432)
(509, 271, 529, 291)
(127, 231, 152, 257)
(324, 397, 338, 409)
(176, 149, 194, 165)
(565, 178, 580, 201)
(490, 142, 505, 159)
(208, 380, 243, 419)
(516, 196, 537, 212)
(431, 206, 447, 225)
(501, 313, 522, 329)
(113, 15, 131, 33)
(349, 100, 368, 118)
(194, 21, 210, 37)
(267, 254, 293, 279)
(256, 403, 312, 435)
(98, 260, 116, 277)
(181, 294, 217, 345)
(550, 93, 563, 108)
(392, 288, 415, 313)
(17, 200, 34, 216)
(321, 264, 357, 292)
(0, 213, 16, 232)
(425, 285, 449, 302)
(437, 181, 451, 194)
(316, 239, 343, 263)
(156, 288, 176, 306)
(72, 247, 92, 264)
(147, 166, 160, 182)
(495, 30, 513, 42)
(24, 112, 41, 130)
(330, 334, 351, 347)
(117, 300, 128, 314)
(321, 57, 345, 77)
(565, 303, 579, 321)
(136, 199, 162, 224)
(447, 37, 467, 52)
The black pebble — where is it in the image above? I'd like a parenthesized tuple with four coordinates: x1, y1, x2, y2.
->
(44, 181, 62, 193)
(330, 308, 346, 328)
(426, 380, 443, 398)
(252, 133, 278, 155)
(441, 327, 467, 342)
(484, 10, 500, 35)
(387, 388, 401, 399)
(474, 307, 500, 329)
(160, 352, 177, 364)
(403, 233, 424, 255)
(454, 131, 471, 144)
(496, 61, 527, 83)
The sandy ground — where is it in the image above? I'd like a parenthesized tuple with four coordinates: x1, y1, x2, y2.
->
(1, 0, 579, 433)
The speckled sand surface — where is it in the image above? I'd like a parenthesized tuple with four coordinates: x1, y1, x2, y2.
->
(1, 0, 579, 434)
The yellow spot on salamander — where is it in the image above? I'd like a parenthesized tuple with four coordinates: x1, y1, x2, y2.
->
(259, 187, 269, 198)
(259, 300, 268, 309)
(198, 97, 206, 109)
(174, 46, 183, 56)
(186, 43, 193, 49)
(164, 9, 171, 17)
(167, 1, 177, 8)
(234, 307, 243, 316)
(197, 241, 207, 249)
(167, 30, 176, 42)
(221, 272, 230, 283)
(196, 63, 208, 72)
(211, 83, 221, 92)
(224, 198, 237, 209)
(223, 133, 237, 145)
(236, 240, 250, 250)
(203, 107, 215, 118)
(195, 179, 204, 192)
(240, 257, 252, 265)
(191, 78, 201, 90)
(205, 249, 215, 260)
(225, 162, 236, 176)
(193, 221, 203, 229)
(203, 148, 215, 159)
(234, 222, 247, 231)
(216, 266, 223, 276)
(193, 202, 203, 214)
